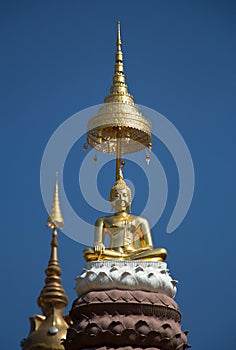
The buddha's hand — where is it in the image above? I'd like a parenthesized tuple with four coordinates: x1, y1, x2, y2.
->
(94, 242, 105, 253)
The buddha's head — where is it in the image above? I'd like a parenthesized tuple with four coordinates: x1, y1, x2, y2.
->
(109, 175, 132, 212)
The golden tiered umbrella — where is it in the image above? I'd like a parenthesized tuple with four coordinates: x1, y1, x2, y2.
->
(87, 21, 152, 180)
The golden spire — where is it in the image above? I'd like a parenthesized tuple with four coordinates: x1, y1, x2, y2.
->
(21, 176, 69, 350)
(104, 21, 134, 105)
(38, 174, 68, 315)
(47, 173, 64, 229)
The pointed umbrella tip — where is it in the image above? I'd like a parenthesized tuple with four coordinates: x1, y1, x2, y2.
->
(47, 174, 64, 229)
(117, 21, 121, 48)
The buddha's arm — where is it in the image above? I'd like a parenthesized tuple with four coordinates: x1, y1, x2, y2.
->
(94, 217, 106, 252)
(139, 218, 153, 248)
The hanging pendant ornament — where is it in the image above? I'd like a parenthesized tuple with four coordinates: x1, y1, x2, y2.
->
(93, 154, 98, 165)
(146, 152, 150, 165)
(83, 143, 88, 153)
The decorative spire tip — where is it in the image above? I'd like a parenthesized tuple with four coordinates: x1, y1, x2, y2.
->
(117, 21, 121, 49)
(47, 173, 64, 229)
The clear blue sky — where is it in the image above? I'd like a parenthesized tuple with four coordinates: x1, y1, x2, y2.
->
(1, 1, 236, 349)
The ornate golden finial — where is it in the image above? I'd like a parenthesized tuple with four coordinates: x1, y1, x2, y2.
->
(104, 21, 134, 105)
(21, 178, 69, 350)
(47, 173, 64, 229)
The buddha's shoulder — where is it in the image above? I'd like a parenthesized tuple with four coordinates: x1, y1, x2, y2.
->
(131, 215, 149, 224)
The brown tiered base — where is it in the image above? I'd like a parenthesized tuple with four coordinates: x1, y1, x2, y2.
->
(64, 290, 190, 350)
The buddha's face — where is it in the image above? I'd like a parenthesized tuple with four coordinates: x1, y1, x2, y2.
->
(110, 188, 131, 212)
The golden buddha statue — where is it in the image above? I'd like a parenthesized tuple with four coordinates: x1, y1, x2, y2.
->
(83, 22, 167, 263)
(83, 172, 167, 262)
